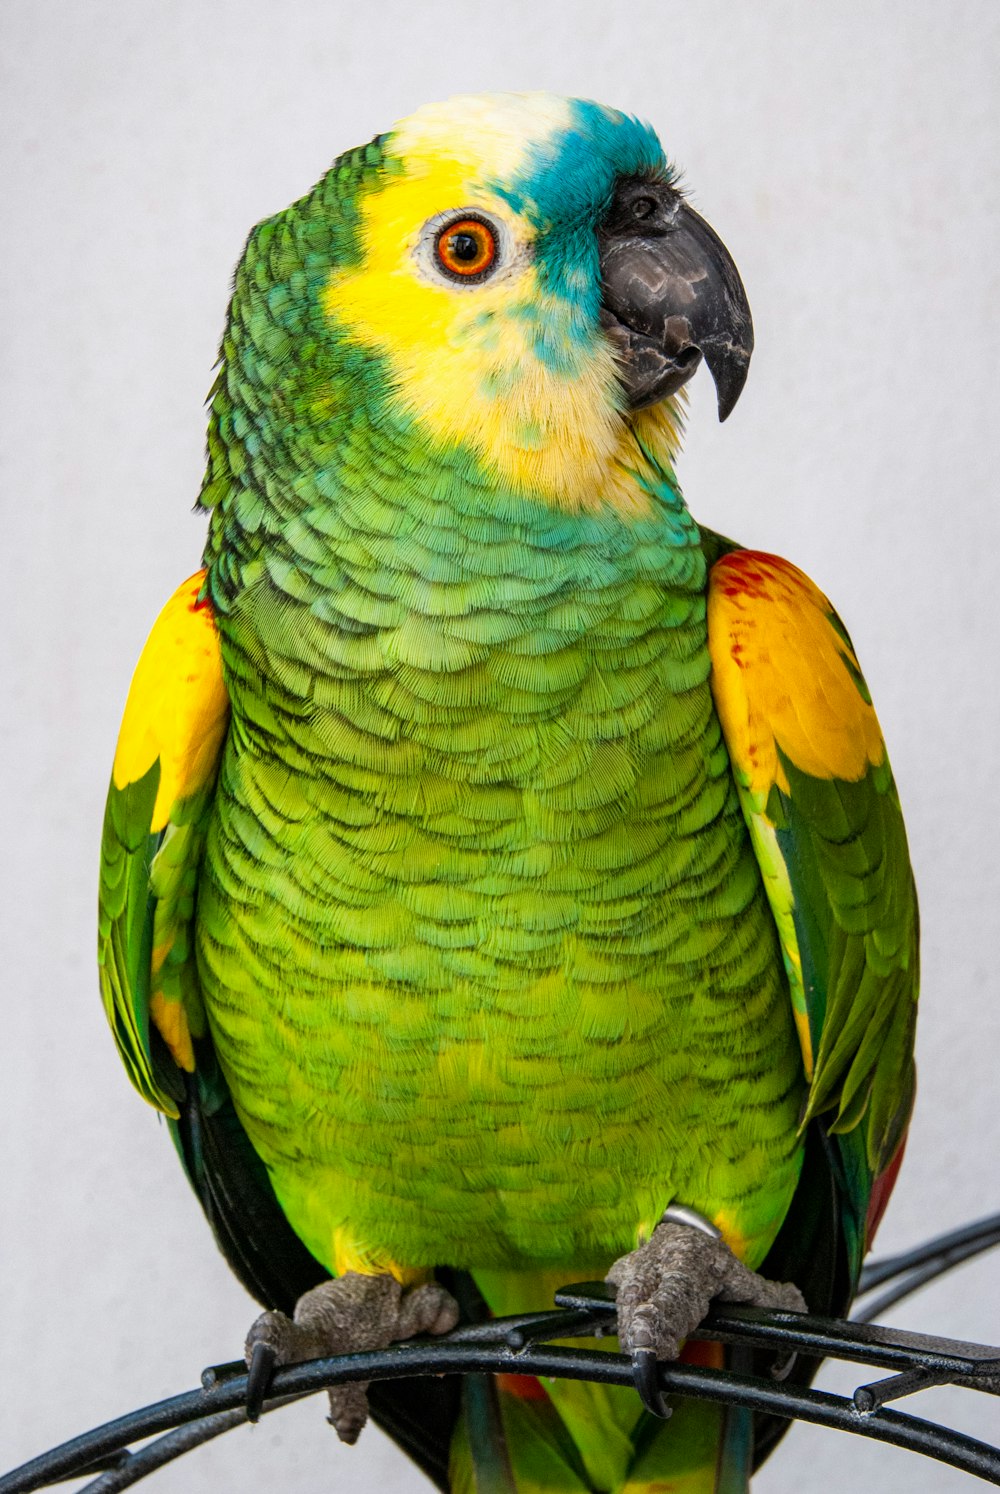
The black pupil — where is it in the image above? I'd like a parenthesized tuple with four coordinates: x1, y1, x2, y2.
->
(450, 231, 480, 262)
(631, 197, 656, 220)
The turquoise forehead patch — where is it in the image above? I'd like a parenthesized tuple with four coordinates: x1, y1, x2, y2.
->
(499, 99, 668, 228)
(496, 99, 670, 357)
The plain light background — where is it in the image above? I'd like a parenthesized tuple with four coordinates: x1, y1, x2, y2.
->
(3, 2, 999, 1490)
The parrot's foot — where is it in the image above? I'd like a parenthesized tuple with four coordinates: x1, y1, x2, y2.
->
(606, 1207, 806, 1418)
(244, 1272, 459, 1442)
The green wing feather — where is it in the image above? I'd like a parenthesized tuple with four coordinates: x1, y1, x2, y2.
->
(98, 770, 220, 1114)
(98, 761, 170, 1104)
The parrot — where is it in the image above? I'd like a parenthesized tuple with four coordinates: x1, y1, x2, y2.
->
(98, 92, 918, 1493)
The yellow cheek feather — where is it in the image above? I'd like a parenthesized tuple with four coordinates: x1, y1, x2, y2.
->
(323, 100, 676, 515)
(112, 571, 230, 833)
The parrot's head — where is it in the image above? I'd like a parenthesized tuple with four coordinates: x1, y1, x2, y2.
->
(203, 93, 752, 521)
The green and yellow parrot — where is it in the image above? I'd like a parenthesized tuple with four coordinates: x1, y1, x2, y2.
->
(98, 93, 918, 1492)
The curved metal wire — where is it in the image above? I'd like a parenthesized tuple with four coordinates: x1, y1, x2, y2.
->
(3, 1213, 999, 1494)
(854, 1212, 1000, 1324)
(859, 1213, 1000, 1294)
(4, 1328, 999, 1494)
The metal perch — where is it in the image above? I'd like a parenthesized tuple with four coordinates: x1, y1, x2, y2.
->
(4, 1212, 999, 1493)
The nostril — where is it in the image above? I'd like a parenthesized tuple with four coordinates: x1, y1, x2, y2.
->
(661, 318, 700, 365)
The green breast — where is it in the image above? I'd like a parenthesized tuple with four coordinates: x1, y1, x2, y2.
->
(195, 482, 804, 1276)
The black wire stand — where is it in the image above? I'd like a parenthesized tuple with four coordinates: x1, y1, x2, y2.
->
(4, 1213, 999, 1493)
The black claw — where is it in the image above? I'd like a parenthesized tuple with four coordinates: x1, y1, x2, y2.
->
(631, 1347, 672, 1419)
(246, 1341, 278, 1423)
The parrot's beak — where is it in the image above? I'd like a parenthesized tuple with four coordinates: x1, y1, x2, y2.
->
(598, 183, 754, 420)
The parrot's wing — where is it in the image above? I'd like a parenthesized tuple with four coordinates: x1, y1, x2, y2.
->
(97, 569, 342, 1313)
(708, 550, 917, 1273)
(97, 571, 230, 1116)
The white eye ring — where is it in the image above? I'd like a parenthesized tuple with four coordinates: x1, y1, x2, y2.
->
(414, 207, 524, 289)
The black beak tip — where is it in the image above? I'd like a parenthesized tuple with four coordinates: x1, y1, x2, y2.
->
(717, 380, 744, 424)
(707, 343, 752, 423)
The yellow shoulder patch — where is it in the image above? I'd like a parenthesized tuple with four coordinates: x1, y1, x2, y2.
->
(708, 551, 885, 797)
(112, 571, 230, 832)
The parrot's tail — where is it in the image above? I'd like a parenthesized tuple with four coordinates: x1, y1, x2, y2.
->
(449, 1271, 751, 1493)
(448, 1361, 751, 1493)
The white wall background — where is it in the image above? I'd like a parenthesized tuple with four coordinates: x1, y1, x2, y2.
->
(2, 2, 999, 1490)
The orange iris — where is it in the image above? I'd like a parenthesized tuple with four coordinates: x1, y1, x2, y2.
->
(435, 218, 496, 278)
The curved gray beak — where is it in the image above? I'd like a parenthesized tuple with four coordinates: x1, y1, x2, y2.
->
(598, 181, 754, 421)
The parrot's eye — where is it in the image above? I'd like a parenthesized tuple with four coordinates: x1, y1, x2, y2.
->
(434, 216, 498, 281)
(630, 196, 658, 221)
